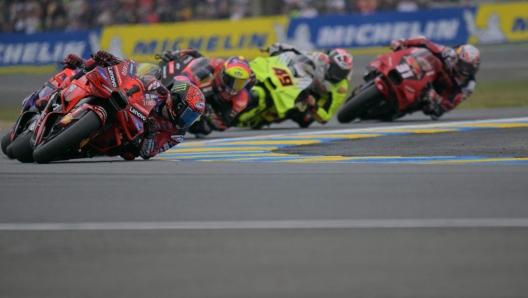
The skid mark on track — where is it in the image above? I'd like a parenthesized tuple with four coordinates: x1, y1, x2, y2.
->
(156, 118, 528, 164)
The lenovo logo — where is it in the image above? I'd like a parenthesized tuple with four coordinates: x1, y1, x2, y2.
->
(129, 106, 147, 121)
(108, 68, 118, 88)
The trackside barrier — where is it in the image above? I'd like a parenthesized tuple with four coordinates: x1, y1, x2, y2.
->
(1, 2, 527, 72)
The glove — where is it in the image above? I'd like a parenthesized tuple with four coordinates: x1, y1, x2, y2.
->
(266, 43, 296, 56)
(93, 50, 118, 66)
(62, 54, 84, 70)
(304, 95, 317, 107)
(35, 89, 62, 111)
(389, 39, 405, 51)
(422, 88, 443, 116)
(160, 51, 177, 62)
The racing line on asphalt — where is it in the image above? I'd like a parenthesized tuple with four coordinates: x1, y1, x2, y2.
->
(155, 117, 528, 164)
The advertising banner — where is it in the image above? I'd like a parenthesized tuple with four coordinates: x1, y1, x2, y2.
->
(100, 16, 289, 62)
(465, 2, 528, 44)
(284, 8, 469, 51)
(0, 29, 101, 68)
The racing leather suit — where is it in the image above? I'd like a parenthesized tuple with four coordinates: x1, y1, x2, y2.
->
(123, 76, 185, 160)
(267, 43, 349, 125)
(396, 37, 477, 116)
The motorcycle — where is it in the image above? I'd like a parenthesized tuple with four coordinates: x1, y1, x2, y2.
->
(337, 47, 443, 123)
(27, 58, 156, 164)
(154, 50, 219, 137)
(2, 68, 76, 162)
(234, 52, 313, 129)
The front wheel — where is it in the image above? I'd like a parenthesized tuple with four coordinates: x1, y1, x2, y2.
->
(337, 84, 382, 123)
(11, 131, 35, 163)
(1, 133, 13, 158)
(33, 111, 101, 164)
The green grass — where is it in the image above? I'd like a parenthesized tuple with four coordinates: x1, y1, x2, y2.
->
(0, 81, 527, 124)
(458, 81, 528, 109)
(0, 106, 21, 123)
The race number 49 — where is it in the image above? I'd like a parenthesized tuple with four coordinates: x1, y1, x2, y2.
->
(272, 67, 294, 87)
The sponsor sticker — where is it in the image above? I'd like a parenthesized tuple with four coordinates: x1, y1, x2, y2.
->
(168, 61, 175, 74)
(171, 134, 184, 143)
(129, 106, 147, 121)
(195, 101, 205, 110)
(108, 67, 118, 88)
(94, 106, 108, 122)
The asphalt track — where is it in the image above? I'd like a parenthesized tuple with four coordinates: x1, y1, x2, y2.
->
(1, 44, 528, 297)
(2, 107, 528, 298)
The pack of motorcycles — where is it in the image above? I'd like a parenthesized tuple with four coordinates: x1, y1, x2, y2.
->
(1, 46, 440, 163)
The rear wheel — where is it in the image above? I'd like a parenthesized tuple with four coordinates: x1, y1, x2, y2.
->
(1, 133, 12, 158)
(33, 111, 101, 164)
(11, 131, 35, 163)
(337, 84, 382, 123)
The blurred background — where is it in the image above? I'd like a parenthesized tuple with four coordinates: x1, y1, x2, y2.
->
(1, 0, 528, 122)
(0, 0, 524, 33)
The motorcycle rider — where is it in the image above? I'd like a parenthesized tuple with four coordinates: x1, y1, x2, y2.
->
(35, 51, 205, 160)
(159, 49, 253, 138)
(264, 42, 354, 127)
(120, 75, 205, 160)
(389, 37, 480, 118)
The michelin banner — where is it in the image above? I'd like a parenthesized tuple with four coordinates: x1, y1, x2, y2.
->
(100, 16, 289, 62)
(285, 8, 469, 51)
(0, 30, 100, 68)
(465, 2, 528, 44)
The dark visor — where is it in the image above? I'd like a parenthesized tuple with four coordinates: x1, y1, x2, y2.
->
(177, 106, 201, 128)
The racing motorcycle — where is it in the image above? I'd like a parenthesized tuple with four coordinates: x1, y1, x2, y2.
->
(337, 47, 443, 123)
(234, 52, 313, 129)
(23, 58, 157, 164)
(2, 67, 76, 162)
(154, 50, 220, 137)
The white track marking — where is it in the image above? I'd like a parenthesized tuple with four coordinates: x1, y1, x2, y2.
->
(1, 218, 528, 230)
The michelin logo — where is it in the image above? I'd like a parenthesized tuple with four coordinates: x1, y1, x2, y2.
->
(0, 32, 100, 66)
(314, 19, 460, 47)
(464, 10, 506, 44)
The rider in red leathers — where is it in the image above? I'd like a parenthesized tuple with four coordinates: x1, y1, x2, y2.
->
(36, 51, 205, 160)
(159, 49, 253, 138)
(389, 37, 480, 118)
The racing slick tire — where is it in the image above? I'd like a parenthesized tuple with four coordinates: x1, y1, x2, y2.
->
(33, 110, 101, 164)
(337, 84, 382, 123)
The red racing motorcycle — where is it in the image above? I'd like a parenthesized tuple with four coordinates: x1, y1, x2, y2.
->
(2, 67, 77, 162)
(26, 59, 157, 163)
(337, 47, 443, 123)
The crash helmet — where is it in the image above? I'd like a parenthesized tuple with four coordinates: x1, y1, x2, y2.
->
(137, 63, 162, 80)
(214, 56, 252, 100)
(325, 48, 353, 82)
(138, 74, 162, 94)
(454, 44, 480, 78)
(167, 79, 205, 129)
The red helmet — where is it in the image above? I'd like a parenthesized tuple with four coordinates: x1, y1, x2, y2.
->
(455, 44, 480, 78)
(167, 80, 205, 129)
(214, 56, 252, 100)
(326, 48, 353, 82)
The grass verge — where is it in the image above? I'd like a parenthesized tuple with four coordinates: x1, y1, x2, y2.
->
(458, 81, 528, 109)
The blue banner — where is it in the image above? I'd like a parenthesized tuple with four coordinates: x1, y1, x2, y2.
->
(0, 29, 101, 67)
(284, 8, 472, 50)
